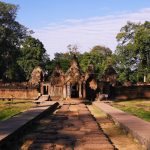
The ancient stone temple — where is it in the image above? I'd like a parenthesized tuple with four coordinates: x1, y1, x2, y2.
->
(41, 55, 87, 100)
(39, 55, 120, 101)
(64, 55, 86, 99)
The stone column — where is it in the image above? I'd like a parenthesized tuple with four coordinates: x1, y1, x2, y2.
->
(67, 83, 71, 99)
(63, 84, 67, 99)
(46, 85, 48, 95)
(48, 84, 50, 95)
(50, 84, 52, 96)
(79, 83, 82, 98)
(83, 82, 86, 99)
(40, 83, 43, 95)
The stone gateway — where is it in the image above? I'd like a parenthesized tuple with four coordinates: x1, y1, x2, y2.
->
(41, 55, 91, 100)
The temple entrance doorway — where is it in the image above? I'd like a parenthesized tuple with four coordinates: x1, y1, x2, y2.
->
(43, 85, 48, 95)
(71, 83, 79, 98)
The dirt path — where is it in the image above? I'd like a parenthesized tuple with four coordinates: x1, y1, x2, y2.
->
(20, 101, 114, 150)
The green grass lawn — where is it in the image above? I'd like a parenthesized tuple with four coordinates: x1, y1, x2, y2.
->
(0, 99, 35, 121)
(111, 99, 150, 122)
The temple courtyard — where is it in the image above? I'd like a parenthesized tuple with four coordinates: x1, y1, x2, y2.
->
(0, 99, 149, 150)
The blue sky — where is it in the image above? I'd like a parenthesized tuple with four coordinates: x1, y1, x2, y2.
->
(2, 0, 150, 58)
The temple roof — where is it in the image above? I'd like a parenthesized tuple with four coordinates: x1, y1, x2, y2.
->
(65, 55, 82, 83)
(49, 63, 65, 85)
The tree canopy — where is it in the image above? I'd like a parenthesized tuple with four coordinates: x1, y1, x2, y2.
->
(18, 36, 48, 80)
(1, 2, 150, 84)
(0, 1, 49, 82)
(0, 2, 29, 81)
(115, 21, 150, 83)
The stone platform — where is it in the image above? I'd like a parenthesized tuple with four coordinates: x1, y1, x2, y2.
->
(94, 101, 150, 150)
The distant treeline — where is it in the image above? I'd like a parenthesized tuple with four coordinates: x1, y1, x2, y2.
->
(0, 1, 150, 83)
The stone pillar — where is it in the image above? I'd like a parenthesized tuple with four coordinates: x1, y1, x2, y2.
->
(83, 82, 86, 99)
(50, 84, 52, 96)
(40, 83, 43, 95)
(46, 85, 48, 95)
(49, 84, 51, 95)
(79, 83, 82, 98)
(67, 83, 71, 99)
(63, 84, 67, 99)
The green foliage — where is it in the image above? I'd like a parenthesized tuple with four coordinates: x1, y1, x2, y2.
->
(79, 45, 113, 78)
(134, 21, 150, 70)
(0, 1, 52, 82)
(53, 52, 71, 72)
(3, 64, 25, 82)
(18, 36, 47, 80)
(0, 1, 29, 81)
(80, 51, 105, 78)
(1, 1, 149, 84)
(91, 45, 112, 56)
(51, 45, 113, 79)
(115, 21, 150, 83)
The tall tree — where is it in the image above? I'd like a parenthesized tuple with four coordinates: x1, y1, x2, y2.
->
(18, 36, 47, 80)
(115, 21, 150, 83)
(80, 45, 113, 79)
(134, 21, 150, 82)
(0, 1, 29, 81)
(91, 45, 112, 56)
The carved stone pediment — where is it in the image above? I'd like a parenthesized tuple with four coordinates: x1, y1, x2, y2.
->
(50, 64, 65, 85)
(65, 55, 82, 83)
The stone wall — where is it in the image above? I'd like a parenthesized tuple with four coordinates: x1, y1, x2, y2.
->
(0, 88, 39, 100)
(112, 85, 150, 100)
(49, 86, 63, 100)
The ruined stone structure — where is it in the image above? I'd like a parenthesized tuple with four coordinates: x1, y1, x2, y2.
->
(29, 66, 43, 86)
(41, 63, 65, 99)
(0, 82, 40, 100)
(0, 66, 43, 100)
(40, 56, 120, 101)
(41, 55, 87, 100)
(103, 65, 117, 86)
(1, 55, 150, 101)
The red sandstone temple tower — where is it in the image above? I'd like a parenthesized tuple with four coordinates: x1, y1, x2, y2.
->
(41, 55, 86, 100)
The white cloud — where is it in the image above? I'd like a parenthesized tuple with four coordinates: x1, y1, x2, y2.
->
(33, 8, 150, 59)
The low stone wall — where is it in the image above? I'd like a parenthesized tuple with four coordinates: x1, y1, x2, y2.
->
(0, 102, 59, 149)
(112, 85, 150, 100)
(0, 88, 39, 100)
